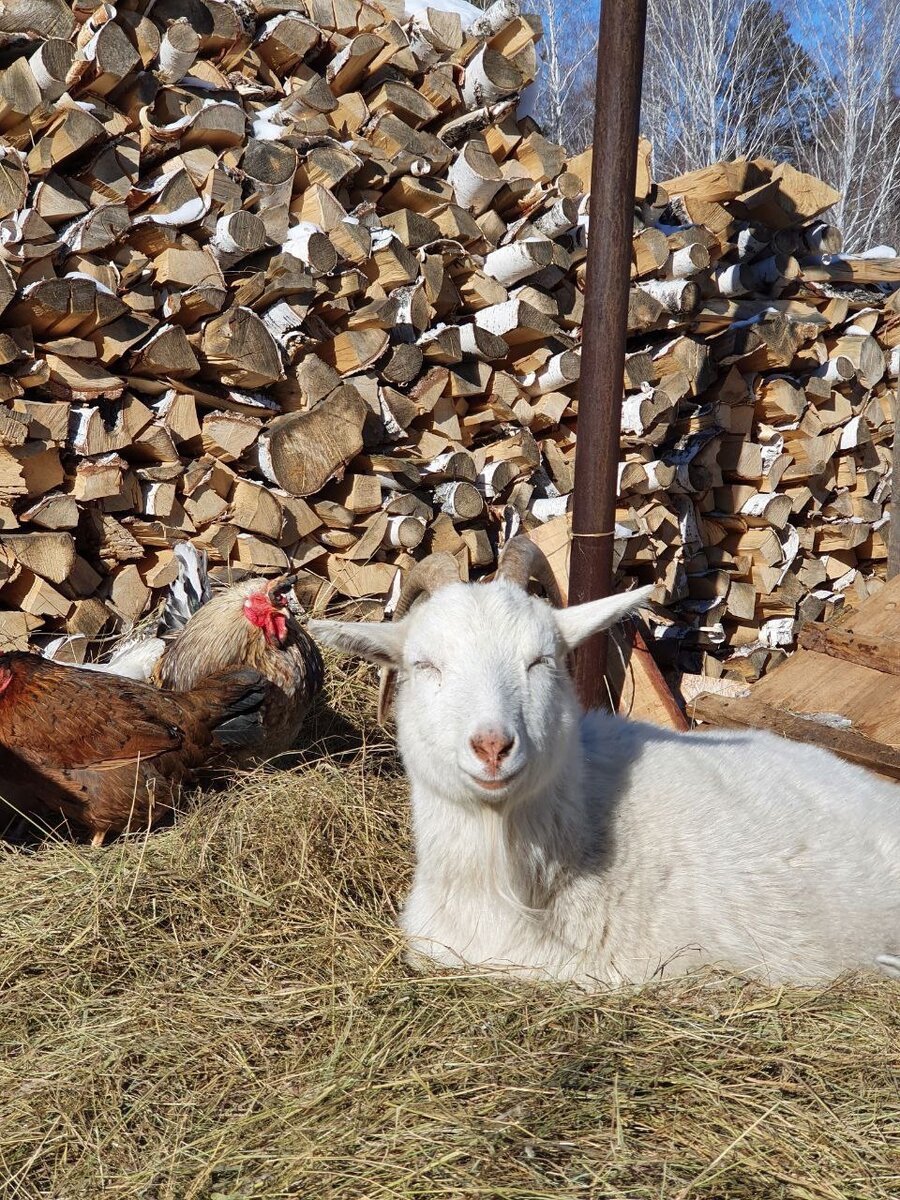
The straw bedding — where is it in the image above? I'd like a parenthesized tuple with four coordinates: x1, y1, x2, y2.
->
(1, 661, 898, 1199)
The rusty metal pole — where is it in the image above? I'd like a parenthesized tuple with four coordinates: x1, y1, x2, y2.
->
(569, 0, 648, 710)
(889, 387, 900, 579)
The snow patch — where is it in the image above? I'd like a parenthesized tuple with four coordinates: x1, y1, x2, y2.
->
(404, 0, 482, 28)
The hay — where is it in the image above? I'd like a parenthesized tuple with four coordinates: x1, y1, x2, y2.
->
(1, 664, 899, 1199)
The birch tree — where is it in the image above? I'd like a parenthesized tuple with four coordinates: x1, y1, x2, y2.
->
(526, 0, 598, 150)
(522, 0, 899, 248)
(787, 0, 900, 251)
(641, 0, 818, 178)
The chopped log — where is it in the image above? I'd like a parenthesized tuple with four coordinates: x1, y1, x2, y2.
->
(201, 412, 262, 464)
(448, 138, 504, 214)
(474, 299, 559, 343)
(231, 479, 284, 541)
(462, 45, 522, 107)
(210, 211, 267, 267)
(258, 388, 368, 497)
(637, 279, 699, 316)
(0, 609, 43, 650)
(320, 329, 389, 374)
(434, 480, 484, 521)
(800, 256, 900, 285)
(1, 531, 75, 584)
(200, 307, 283, 389)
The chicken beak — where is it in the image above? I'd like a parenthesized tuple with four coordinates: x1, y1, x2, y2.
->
(269, 572, 299, 599)
(270, 573, 307, 619)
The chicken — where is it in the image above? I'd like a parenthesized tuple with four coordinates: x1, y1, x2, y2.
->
(150, 573, 324, 761)
(39, 556, 323, 765)
(0, 652, 274, 846)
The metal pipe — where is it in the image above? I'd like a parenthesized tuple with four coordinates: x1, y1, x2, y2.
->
(569, 0, 648, 710)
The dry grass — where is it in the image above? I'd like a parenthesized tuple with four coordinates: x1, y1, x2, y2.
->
(1, 660, 899, 1199)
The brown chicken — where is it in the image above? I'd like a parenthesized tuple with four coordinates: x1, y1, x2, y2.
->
(150, 573, 324, 761)
(0, 652, 274, 846)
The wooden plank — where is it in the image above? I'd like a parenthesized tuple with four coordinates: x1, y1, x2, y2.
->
(529, 512, 686, 730)
(797, 625, 900, 677)
(753, 651, 900, 749)
(690, 693, 900, 783)
(838, 573, 900, 639)
(609, 623, 689, 731)
(751, 576, 900, 751)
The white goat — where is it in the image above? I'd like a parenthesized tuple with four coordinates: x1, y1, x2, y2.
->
(311, 538, 900, 988)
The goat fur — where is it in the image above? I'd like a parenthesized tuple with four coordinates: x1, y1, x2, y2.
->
(311, 579, 900, 987)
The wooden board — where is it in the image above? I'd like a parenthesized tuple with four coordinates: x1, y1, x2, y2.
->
(609, 624, 688, 731)
(691, 576, 900, 778)
(690, 693, 900, 781)
(530, 513, 686, 730)
(751, 575, 900, 749)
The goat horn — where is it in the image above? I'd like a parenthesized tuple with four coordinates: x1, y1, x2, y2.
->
(496, 536, 562, 607)
(377, 552, 462, 725)
(392, 552, 462, 619)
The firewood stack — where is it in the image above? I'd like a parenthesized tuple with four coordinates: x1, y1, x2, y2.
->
(0, 0, 897, 683)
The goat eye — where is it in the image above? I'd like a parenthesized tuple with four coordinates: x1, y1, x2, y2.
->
(528, 655, 553, 671)
(413, 660, 439, 675)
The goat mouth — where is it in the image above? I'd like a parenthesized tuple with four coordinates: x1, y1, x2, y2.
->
(469, 769, 522, 792)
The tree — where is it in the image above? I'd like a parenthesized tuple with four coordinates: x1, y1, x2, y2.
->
(786, 0, 900, 251)
(640, 0, 820, 179)
(521, 0, 900, 249)
(525, 0, 598, 151)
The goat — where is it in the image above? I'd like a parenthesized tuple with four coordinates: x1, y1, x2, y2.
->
(310, 538, 900, 988)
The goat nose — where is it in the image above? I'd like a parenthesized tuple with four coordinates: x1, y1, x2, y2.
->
(470, 729, 515, 773)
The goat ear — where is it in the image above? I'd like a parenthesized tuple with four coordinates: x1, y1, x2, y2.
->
(308, 618, 405, 667)
(554, 586, 654, 652)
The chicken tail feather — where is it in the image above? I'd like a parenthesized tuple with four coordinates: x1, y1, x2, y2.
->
(158, 543, 211, 637)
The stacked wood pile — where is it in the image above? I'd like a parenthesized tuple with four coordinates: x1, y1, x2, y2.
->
(0, 0, 897, 682)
